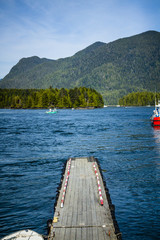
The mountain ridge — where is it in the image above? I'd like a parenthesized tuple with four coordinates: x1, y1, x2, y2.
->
(0, 30, 160, 104)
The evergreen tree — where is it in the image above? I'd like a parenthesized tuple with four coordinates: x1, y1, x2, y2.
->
(119, 91, 160, 106)
(0, 87, 104, 108)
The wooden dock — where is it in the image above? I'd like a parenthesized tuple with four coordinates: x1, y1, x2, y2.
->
(48, 157, 122, 240)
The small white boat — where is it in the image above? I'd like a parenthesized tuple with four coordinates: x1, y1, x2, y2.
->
(46, 108, 57, 114)
(1, 229, 44, 240)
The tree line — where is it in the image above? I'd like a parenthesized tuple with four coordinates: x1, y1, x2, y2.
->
(119, 91, 160, 106)
(0, 87, 104, 109)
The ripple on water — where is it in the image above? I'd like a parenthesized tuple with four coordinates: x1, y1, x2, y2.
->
(0, 108, 159, 239)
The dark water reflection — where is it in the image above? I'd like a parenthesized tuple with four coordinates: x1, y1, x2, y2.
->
(0, 108, 159, 239)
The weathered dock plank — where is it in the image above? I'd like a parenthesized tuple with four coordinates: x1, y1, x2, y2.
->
(48, 157, 121, 240)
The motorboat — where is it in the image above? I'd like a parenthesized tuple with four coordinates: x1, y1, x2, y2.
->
(1, 229, 44, 240)
(151, 100, 160, 126)
(46, 108, 57, 114)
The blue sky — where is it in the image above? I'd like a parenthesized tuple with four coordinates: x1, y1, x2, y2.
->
(0, 0, 160, 78)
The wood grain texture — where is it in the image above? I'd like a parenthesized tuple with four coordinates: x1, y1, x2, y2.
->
(48, 157, 117, 240)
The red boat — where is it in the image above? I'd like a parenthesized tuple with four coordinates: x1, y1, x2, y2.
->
(151, 100, 160, 126)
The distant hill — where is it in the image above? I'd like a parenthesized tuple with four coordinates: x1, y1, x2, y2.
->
(0, 30, 160, 104)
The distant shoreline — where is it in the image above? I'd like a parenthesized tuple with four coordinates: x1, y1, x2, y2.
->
(0, 105, 154, 110)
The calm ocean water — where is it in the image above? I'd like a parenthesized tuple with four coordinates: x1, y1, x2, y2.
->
(0, 108, 159, 239)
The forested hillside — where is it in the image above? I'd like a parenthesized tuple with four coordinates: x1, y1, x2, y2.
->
(0, 87, 104, 109)
(0, 31, 160, 104)
(119, 92, 160, 106)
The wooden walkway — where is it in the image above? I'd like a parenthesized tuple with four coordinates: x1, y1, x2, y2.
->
(48, 157, 121, 240)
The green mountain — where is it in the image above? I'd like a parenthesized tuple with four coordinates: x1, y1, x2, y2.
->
(0, 30, 160, 104)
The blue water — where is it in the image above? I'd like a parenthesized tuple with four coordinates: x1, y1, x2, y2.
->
(0, 108, 159, 239)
